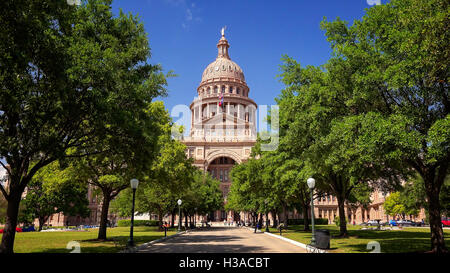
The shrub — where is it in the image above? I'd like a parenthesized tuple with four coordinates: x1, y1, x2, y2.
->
(117, 220, 159, 227)
(287, 218, 328, 225)
(333, 216, 347, 227)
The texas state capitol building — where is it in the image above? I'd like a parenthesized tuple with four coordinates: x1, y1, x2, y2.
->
(182, 30, 257, 222)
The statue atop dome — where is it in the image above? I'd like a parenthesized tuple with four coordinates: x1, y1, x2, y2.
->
(221, 26, 226, 37)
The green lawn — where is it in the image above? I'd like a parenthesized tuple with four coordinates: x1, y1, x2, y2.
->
(2, 226, 177, 253)
(269, 225, 450, 253)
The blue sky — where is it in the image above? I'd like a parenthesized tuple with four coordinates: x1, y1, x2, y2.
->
(0, 1, 382, 169)
(111, 0, 381, 115)
(109, 0, 376, 113)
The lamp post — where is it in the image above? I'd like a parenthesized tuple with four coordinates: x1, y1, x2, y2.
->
(307, 177, 316, 246)
(127, 178, 139, 247)
(177, 199, 182, 232)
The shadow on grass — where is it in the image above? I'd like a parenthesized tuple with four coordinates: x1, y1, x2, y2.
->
(40, 234, 168, 253)
(279, 225, 449, 253)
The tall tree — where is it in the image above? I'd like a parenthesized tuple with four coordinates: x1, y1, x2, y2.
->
(321, 0, 449, 252)
(73, 101, 170, 240)
(21, 162, 90, 231)
(0, 0, 168, 252)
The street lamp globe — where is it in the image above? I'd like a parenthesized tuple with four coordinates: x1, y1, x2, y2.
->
(130, 178, 139, 189)
(307, 177, 315, 189)
(177, 199, 182, 206)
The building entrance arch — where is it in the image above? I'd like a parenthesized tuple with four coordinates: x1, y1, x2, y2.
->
(206, 155, 238, 222)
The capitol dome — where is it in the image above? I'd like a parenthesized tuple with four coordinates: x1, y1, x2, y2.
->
(201, 58, 245, 84)
(200, 35, 246, 85)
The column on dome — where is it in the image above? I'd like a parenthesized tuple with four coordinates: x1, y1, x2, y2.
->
(196, 105, 200, 123)
(191, 108, 194, 131)
(237, 103, 241, 120)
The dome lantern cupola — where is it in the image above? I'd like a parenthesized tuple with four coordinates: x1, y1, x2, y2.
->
(217, 27, 230, 59)
(200, 27, 246, 86)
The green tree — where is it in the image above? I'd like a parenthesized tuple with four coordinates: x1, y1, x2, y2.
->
(73, 101, 170, 240)
(320, 0, 449, 252)
(0, 0, 168, 252)
(227, 159, 263, 226)
(384, 192, 406, 219)
(21, 162, 90, 231)
(276, 56, 402, 237)
(180, 171, 223, 227)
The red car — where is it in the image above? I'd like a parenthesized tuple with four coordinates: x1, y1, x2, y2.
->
(0, 227, 22, 233)
(442, 217, 450, 227)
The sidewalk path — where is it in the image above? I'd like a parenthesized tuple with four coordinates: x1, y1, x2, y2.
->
(137, 227, 307, 253)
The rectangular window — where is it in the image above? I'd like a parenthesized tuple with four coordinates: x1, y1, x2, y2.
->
(225, 170, 228, 181)
(220, 170, 223, 181)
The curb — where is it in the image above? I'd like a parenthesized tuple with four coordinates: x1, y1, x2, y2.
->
(242, 226, 327, 253)
(120, 230, 189, 253)
(263, 231, 327, 253)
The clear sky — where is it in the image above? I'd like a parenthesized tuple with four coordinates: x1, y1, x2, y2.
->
(0, 1, 382, 167)
(111, 0, 381, 115)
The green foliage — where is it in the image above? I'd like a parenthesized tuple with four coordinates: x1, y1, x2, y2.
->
(117, 220, 159, 227)
(272, 0, 449, 250)
(21, 161, 90, 229)
(333, 216, 347, 227)
(384, 192, 406, 218)
(319, 0, 449, 250)
(0, 0, 170, 251)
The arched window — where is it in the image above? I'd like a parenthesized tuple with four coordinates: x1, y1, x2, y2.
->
(214, 86, 218, 94)
(237, 88, 240, 95)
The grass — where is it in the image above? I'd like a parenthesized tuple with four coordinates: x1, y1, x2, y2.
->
(269, 225, 450, 253)
(2, 226, 177, 253)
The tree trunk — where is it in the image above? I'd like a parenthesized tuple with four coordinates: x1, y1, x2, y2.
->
(423, 167, 448, 253)
(0, 192, 21, 253)
(303, 203, 310, 231)
(428, 193, 446, 252)
(283, 203, 289, 228)
(158, 210, 163, 231)
(97, 192, 111, 240)
(336, 194, 348, 237)
(38, 216, 47, 232)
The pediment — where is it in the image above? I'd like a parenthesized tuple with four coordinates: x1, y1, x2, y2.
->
(196, 113, 246, 126)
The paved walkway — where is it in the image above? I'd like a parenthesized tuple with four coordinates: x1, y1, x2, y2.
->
(137, 227, 307, 253)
